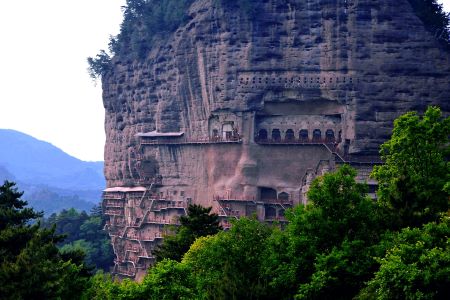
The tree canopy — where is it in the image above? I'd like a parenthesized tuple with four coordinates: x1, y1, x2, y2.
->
(41, 206, 114, 271)
(263, 165, 385, 299)
(408, 0, 450, 48)
(372, 106, 450, 228)
(0, 181, 91, 300)
(358, 216, 450, 300)
(154, 204, 221, 262)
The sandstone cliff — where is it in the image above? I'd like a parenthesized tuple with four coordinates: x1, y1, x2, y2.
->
(101, 0, 450, 279)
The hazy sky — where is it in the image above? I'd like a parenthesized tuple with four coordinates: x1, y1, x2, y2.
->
(0, 1, 449, 162)
(0, 0, 126, 162)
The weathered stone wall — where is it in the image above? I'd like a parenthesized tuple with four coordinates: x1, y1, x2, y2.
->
(103, 0, 449, 187)
(102, 0, 450, 279)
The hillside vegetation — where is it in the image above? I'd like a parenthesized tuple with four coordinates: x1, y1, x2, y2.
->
(41, 207, 114, 272)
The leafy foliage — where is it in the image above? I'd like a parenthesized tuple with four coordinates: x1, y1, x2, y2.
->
(0, 181, 91, 299)
(358, 217, 450, 300)
(140, 259, 197, 299)
(154, 204, 221, 262)
(87, 50, 112, 80)
(0, 181, 41, 231)
(372, 106, 450, 228)
(183, 217, 273, 299)
(24, 188, 95, 217)
(263, 165, 385, 299)
(83, 260, 197, 300)
(408, 0, 450, 48)
(41, 206, 114, 271)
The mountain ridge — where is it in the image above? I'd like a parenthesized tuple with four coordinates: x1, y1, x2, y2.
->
(0, 129, 105, 190)
(0, 129, 105, 215)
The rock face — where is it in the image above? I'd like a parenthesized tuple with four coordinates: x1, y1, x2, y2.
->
(101, 0, 450, 280)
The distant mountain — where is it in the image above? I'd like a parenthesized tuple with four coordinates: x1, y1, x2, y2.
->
(0, 165, 16, 182)
(0, 129, 105, 215)
(0, 129, 104, 190)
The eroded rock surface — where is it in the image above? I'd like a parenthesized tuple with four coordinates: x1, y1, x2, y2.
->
(102, 0, 450, 280)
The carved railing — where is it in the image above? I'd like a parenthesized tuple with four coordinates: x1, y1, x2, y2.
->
(104, 208, 124, 216)
(102, 192, 126, 200)
(255, 137, 339, 146)
(125, 245, 140, 252)
(140, 232, 163, 242)
(140, 136, 242, 146)
(152, 201, 188, 211)
(214, 195, 256, 202)
(104, 200, 125, 208)
(115, 266, 135, 277)
(214, 195, 293, 206)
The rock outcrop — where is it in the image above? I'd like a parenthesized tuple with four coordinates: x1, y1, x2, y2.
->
(101, 0, 450, 280)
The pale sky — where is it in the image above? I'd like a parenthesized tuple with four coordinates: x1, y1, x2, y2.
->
(0, 0, 126, 162)
(0, 0, 449, 162)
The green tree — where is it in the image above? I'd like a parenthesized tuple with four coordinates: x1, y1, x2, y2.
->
(358, 216, 450, 300)
(0, 181, 41, 260)
(183, 217, 273, 299)
(0, 181, 41, 230)
(0, 181, 90, 299)
(87, 50, 112, 80)
(408, 0, 450, 47)
(372, 106, 450, 228)
(154, 204, 221, 262)
(140, 259, 197, 299)
(265, 165, 383, 299)
(82, 272, 118, 300)
(41, 205, 114, 271)
(82, 260, 196, 300)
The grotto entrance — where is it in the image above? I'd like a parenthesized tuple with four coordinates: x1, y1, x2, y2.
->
(260, 187, 277, 202)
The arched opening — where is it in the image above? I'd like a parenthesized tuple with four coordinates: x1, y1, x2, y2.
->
(260, 187, 277, 202)
(212, 129, 219, 141)
(258, 129, 268, 141)
(325, 129, 335, 142)
(285, 129, 295, 141)
(222, 123, 234, 140)
(272, 129, 281, 142)
(265, 206, 277, 219)
(278, 192, 289, 202)
(299, 129, 309, 142)
(312, 129, 322, 142)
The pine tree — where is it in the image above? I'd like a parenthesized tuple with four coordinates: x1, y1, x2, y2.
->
(154, 204, 221, 261)
(0, 181, 90, 299)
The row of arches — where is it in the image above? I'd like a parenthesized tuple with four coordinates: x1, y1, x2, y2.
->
(256, 128, 338, 143)
(260, 188, 291, 202)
